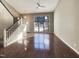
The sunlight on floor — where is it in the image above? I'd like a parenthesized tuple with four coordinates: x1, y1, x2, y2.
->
(34, 33, 50, 50)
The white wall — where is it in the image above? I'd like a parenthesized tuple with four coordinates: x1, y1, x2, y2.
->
(0, 2, 13, 38)
(54, 0, 79, 54)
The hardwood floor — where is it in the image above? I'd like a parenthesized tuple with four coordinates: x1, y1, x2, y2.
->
(0, 33, 79, 58)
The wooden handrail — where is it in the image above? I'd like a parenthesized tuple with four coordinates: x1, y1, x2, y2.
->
(6, 20, 19, 31)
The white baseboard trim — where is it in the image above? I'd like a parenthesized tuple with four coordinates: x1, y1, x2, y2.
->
(54, 33, 79, 55)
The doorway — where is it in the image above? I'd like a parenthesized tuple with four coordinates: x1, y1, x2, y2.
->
(34, 16, 49, 33)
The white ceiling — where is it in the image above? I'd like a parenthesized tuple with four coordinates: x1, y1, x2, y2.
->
(5, 0, 59, 14)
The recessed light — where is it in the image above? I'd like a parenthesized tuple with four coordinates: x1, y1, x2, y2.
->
(23, 16, 27, 18)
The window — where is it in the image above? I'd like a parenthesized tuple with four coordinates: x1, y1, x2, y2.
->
(34, 16, 49, 32)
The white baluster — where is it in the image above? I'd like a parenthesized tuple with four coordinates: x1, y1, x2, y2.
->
(3, 29, 7, 47)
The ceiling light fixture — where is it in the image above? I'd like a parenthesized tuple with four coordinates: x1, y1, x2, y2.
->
(36, 0, 45, 8)
(23, 16, 27, 19)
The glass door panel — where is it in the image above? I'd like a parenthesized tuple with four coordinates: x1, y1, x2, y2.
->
(34, 16, 49, 33)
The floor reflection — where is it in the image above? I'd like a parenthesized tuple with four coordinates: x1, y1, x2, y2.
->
(17, 35, 29, 51)
(34, 33, 50, 50)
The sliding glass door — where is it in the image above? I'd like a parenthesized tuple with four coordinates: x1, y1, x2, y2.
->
(34, 16, 49, 33)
